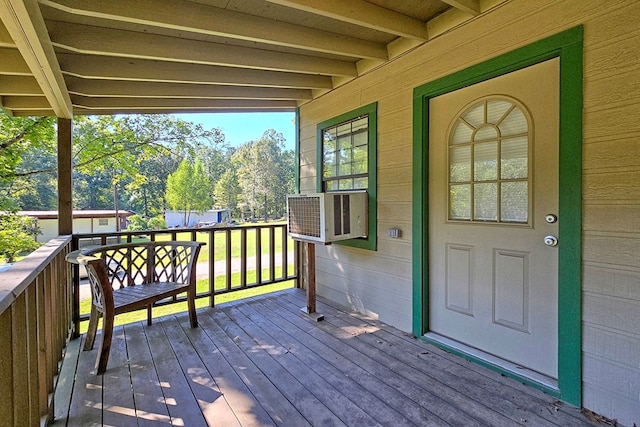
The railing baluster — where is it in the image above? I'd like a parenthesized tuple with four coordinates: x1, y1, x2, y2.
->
(256, 226, 262, 286)
(12, 293, 29, 422)
(209, 230, 215, 307)
(269, 226, 276, 282)
(282, 225, 288, 279)
(26, 285, 39, 426)
(225, 228, 232, 291)
(240, 228, 247, 288)
(0, 308, 14, 425)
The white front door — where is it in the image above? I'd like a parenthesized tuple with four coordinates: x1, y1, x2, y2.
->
(428, 58, 560, 379)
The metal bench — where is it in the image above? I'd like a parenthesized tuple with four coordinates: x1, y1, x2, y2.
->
(76, 241, 203, 374)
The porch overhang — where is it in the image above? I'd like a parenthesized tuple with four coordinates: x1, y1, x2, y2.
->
(0, 0, 505, 117)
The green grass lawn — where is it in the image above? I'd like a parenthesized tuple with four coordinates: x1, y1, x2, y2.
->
(78, 266, 296, 333)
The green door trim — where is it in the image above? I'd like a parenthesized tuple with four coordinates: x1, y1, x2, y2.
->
(411, 26, 583, 406)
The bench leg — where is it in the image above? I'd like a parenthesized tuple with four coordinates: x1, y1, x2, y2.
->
(84, 304, 100, 351)
(147, 305, 152, 326)
(95, 309, 115, 375)
(188, 289, 198, 328)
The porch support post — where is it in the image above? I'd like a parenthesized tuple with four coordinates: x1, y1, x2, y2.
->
(57, 117, 72, 235)
(301, 242, 323, 321)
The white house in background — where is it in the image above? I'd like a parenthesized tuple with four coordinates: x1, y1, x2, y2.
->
(20, 210, 135, 242)
(164, 209, 230, 228)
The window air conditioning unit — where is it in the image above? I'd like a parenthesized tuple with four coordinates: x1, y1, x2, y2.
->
(286, 192, 368, 243)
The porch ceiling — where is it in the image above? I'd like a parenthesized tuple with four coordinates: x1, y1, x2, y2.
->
(0, 0, 503, 118)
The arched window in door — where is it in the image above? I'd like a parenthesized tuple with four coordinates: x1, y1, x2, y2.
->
(448, 96, 532, 224)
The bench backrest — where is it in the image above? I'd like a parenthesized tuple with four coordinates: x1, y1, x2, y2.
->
(80, 241, 203, 289)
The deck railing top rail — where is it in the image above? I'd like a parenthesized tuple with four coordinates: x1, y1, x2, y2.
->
(0, 235, 72, 315)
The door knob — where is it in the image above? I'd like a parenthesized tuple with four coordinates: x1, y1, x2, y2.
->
(544, 235, 558, 247)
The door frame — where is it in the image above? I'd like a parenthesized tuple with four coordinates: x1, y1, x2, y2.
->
(412, 26, 583, 406)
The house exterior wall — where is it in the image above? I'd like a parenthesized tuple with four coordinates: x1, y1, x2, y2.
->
(35, 216, 119, 242)
(164, 210, 228, 228)
(298, 0, 640, 424)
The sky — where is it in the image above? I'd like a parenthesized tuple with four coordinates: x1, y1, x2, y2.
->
(173, 112, 296, 150)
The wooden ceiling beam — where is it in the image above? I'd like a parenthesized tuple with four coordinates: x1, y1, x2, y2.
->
(439, 0, 481, 16)
(40, 0, 387, 60)
(0, 21, 15, 47)
(2, 95, 50, 109)
(57, 54, 334, 90)
(48, 21, 357, 77)
(0, 75, 42, 95)
(69, 96, 298, 111)
(265, 0, 429, 40)
(0, 0, 72, 117)
(65, 77, 312, 100)
(0, 47, 32, 74)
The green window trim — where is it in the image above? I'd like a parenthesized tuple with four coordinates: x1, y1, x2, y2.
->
(316, 102, 377, 251)
(412, 27, 583, 406)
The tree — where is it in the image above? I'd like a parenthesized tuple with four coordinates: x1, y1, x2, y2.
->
(126, 214, 148, 231)
(165, 159, 212, 226)
(147, 215, 167, 230)
(213, 169, 241, 217)
(0, 214, 41, 263)
(232, 129, 294, 220)
(0, 115, 56, 210)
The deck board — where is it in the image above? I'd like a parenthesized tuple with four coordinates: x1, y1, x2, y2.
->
(54, 288, 596, 427)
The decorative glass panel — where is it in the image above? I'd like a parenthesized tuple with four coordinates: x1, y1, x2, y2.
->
(450, 146, 471, 182)
(474, 183, 497, 221)
(463, 102, 485, 127)
(450, 184, 471, 220)
(499, 108, 527, 136)
(486, 100, 513, 125)
(474, 125, 498, 141)
(447, 96, 531, 225)
(501, 181, 528, 223)
(474, 142, 497, 181)
(451, 122, 474, 144)
(501, 137, 528, 179)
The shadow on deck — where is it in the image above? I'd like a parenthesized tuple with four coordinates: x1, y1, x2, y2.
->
(53, 288, 595, 426)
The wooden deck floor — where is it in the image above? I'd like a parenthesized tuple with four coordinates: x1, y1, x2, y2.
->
(53, 288, 595, 427)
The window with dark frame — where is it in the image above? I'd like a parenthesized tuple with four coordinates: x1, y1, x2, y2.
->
(321, 115, 369, 192)
(317, 102, 377, 251)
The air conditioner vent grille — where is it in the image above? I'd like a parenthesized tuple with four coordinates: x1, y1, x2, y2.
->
(287, 196, 321, 238)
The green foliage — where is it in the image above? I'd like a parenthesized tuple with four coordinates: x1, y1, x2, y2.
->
(126, 214, 167, 231)
(126, 214, 149, 231)
(166, 159, 212, 225)
(0, 214, 41, 263)
(0, 115, 56, 211)
(1, 113, 293, 230)
(147, 216, 167, 230)
(232, 129, 294, 219)
(213, 169, 241, 216)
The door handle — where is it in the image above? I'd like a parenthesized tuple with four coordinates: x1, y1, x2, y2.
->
(544, 235, 558, 247)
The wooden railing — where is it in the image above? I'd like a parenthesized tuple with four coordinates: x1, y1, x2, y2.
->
(71, 223, 300, 333)
(0, 236, 74, 426)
